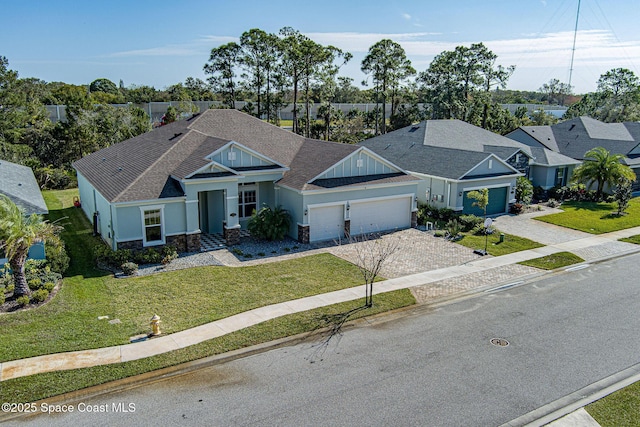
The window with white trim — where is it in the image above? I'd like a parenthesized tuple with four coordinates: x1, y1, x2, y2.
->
(142, 207, 164, 245)
(238, 183, 257, 218)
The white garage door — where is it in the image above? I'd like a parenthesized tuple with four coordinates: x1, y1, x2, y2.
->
(309, 205, 345, 242)
(350, 197, 411, 236)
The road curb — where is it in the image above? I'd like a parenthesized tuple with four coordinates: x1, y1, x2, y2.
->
(500, 362, 640, 427)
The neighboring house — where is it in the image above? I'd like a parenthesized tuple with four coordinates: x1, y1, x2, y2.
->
(359, 120, 579, 216)
(73, 109, 420, 252)
(0, 160, 49, 267)
(506, 116, 640, 191)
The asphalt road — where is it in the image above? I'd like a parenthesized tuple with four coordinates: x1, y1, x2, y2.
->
(13, 252, 640, 427)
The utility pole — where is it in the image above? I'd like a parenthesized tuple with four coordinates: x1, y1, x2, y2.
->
(568, 0, 581, 89)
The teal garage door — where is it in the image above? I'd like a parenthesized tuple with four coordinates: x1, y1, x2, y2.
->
(463, 187, 508, 216)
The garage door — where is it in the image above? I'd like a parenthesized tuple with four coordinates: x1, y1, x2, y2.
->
(463, 187, 508, 216)
(349, 197, 411, 236)
(309, 205, 345, 242)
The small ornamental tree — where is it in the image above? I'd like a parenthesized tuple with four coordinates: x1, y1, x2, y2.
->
(515, 177, 533, 205)
(467, 188, 489, 220)
(614, 177, 633, 215)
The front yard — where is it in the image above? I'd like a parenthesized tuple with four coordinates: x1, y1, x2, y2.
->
(535, 198, 640, 234)
(0, 190, 416, 402)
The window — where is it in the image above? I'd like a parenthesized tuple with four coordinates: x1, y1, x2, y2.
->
(555, 167, 566, 186)
(141, 207, 164, 245)
(238, 184, 257, 218)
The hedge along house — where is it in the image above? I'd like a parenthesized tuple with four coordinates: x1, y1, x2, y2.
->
(359, 120, 579, 216)
(72, 109, 420, 252)
(0, 160, 49, 267)
(506, 116, 640, 191)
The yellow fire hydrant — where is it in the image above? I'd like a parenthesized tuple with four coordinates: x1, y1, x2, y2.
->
(150, 314, 162, 336)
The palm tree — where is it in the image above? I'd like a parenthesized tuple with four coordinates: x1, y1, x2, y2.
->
(571, 147, 637, 200)
(0, 195, 58, 297)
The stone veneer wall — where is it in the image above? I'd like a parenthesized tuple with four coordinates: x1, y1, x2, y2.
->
(117, 233, 201, 253)
(117, 239, 143, 251)
(343, 219, 351, 239)
(224, 227, 240, 246)
(298, 224, 310, 244)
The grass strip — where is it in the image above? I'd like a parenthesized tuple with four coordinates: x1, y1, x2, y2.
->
(517, 252, 584, 270)
(587, 379, 640, 427)
(620, 235, 640, 245)
(454, 232, 543, 256)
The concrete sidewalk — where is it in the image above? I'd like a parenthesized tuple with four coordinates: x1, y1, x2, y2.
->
(2, 226, 640, 384)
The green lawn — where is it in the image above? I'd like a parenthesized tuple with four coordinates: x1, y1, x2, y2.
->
(517, 252, 585, 270)
(0, 189, 417, 403)
(454, 232, 544, 256)
(621, 235, 640, 245)
(0, 190, 413, 363)
(587, 380, 640, 426)
(535, 199, 640, 234)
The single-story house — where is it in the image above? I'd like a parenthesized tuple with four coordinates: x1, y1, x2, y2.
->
(359, 120, 579, 216)
(506, 116, 640, 191)
(73, 109, 420, 252)
(0, 160, 49, 267)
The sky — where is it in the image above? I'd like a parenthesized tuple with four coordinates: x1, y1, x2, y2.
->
(2, 0, 639, 95)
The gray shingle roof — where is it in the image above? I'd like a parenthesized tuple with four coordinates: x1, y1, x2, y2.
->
(359, 119, 575, 179)
(73, 109, 415, 202)
(515, 117, 640, 164)
(0, 160, 48, 215)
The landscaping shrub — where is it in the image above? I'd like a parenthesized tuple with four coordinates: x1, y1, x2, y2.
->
(28, 278, 43, 291)
(550, 183, 597, 202)
(16, 295, 30, 307)
(458, 214, 483, 232)
(417, 204, 457, 227)
(472, 222, 495, 236)
(248, 205, 291, 241)
(434, 230, 447, 238)
(161, 246, 178, 266)
(547, 198, 560, 208)
(0, 292, 4, 304)
(510, 203, 524, 215)
(45, 235, 70, 275)
(515, 177, 533, 205)
(121, 262, 138, 276)
(30, 289, 49, 303)
(445, 219, 463, 240)
(43, 282, 56, 292)
(533, 186, 547, 202)
(134, 247, 162, 265)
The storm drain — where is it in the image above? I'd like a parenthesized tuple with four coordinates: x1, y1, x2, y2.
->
(490, 338, 509, 347)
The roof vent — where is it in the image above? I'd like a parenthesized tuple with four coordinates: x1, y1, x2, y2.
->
(569, 124, 576, 131)
(102, 158, 106, 162)
(118, 167, 122, 172)
(169, 132, 182, 141)
(384, 144, 391, 150)
(410, 142, 415, 147)
(408, 126, 419, 133)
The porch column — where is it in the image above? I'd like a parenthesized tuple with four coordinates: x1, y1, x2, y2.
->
(224, 184, 241, 246)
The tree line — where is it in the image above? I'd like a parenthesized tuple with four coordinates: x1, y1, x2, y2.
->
(2, 27, 640, 189)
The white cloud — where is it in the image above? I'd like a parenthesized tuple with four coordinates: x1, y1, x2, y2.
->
(402, 13, 411, 20)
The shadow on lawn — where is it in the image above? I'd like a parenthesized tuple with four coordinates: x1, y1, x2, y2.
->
(48, 205, 111, 279)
